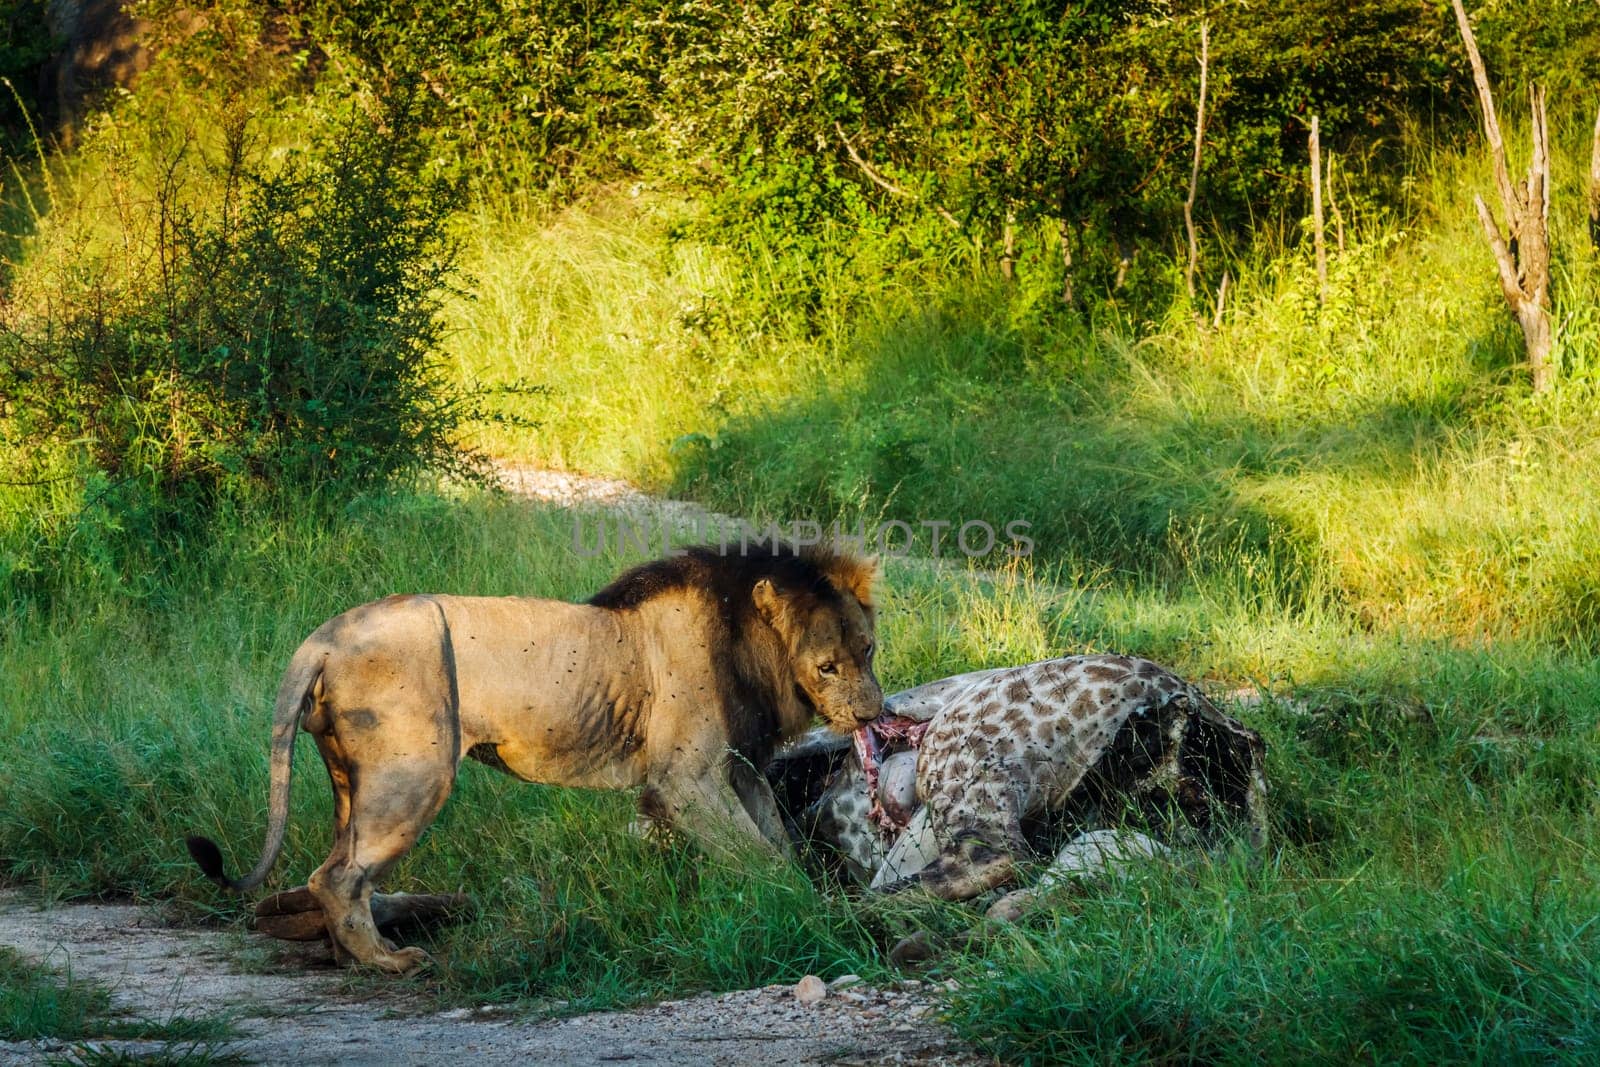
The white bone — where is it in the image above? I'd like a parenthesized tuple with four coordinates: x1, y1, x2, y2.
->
(877, 751, 920, 826)
(1037, 829, 1171, 889)
(870, 807, 941, 888)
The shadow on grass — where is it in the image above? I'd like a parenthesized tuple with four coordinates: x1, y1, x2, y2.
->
(667, 291, 1515, 608)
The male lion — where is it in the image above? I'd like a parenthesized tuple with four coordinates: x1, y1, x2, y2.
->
(187, 542, 882, 975)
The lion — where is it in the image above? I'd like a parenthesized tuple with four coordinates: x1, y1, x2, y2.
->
(187, 542, 883, 975)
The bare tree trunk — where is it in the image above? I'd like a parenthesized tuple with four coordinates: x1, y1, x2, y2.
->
(1058, 218, 1075, 306)
(1213, 269, 1231, 329)
(1001, 210, 1016, 281)
(1589, 104, 1600, 254)
(1327, 150, 1346, 254)
(1451, 0, 1554, 392)
(1184, 20, 1210, 302)
(1114, 231, 1133, 290)
(1311, 116, 1327, 307)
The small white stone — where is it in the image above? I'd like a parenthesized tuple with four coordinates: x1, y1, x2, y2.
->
(794, 974, 828, 1005)
(829, 973, 864, 989)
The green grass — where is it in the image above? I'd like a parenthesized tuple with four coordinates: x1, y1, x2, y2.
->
(0, 494, 893, 1007)
(3, 489, 1598, 1061)
(0, 946, 238, 1052)
(5, 50, 1600, 1066)
(941, 851, 1600, 1064)
(447, 122, 1600, 651)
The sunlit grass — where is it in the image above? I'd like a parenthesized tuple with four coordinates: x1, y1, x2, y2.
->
(5, 56, 1600, 1064)
(439, 125, 1600, 649)
(3, 491, 1598, 1047)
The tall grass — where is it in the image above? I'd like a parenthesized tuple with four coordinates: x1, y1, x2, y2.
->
(6, 43, 1600, 1062)
(446, 119, 1600, 650)
(0, 493, 892, 1007)
(3, 489, 1598, 1041)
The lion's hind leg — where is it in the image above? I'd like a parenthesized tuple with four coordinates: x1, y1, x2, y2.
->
(307, 710, 457, 975)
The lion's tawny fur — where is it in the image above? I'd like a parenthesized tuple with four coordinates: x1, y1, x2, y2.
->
(188, 543, 882, 975)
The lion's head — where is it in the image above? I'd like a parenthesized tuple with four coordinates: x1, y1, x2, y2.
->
(751, 550, 881, 732)
(588, 540, 885, 745)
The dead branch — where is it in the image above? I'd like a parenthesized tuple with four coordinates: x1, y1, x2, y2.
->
(1327, 150, 1346, 254)
(1183, 20, 1210, 302)
(1311, 115, 1327, 306)
(1451, 1, 1517, 222)
(1589, 103, 1600, 253)
(1001, 210, 1016, 280)
(1213, 269, 1231, 329)
(1450, 0, 1554, 392)
(1058, 218, 1076, 306)
(834, 123, 961, 230)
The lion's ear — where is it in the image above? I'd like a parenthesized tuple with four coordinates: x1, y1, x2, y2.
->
(752, 578, 792, 635)
(832, 555, 879, 612)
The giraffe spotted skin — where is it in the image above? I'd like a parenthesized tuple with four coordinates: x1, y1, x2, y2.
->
(771, 654, 1267, 903)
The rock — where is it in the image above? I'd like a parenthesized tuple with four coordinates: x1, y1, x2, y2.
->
(829, 973, 864, 989)
(887, 930, 941, 970)
(794, 974, 828, 1006)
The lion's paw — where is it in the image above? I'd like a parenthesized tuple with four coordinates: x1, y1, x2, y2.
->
(370, 945, 433, 976)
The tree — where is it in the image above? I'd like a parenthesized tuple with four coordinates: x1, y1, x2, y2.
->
(1451, 0, 1553, 392)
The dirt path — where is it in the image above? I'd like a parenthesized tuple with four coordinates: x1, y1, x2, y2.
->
(495, 464, 731, 528)
(0, 892, 982, 1065)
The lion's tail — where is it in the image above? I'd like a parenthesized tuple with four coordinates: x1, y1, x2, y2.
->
(186, 644, 324, 892)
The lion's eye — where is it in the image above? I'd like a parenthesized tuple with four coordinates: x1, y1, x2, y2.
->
(818, 662, 838, 677)
(864, 642, 875, 660)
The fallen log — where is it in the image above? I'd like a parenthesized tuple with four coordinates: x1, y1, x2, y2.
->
(254, 887, 475, 942)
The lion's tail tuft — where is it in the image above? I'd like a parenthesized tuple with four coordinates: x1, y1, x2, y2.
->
(186, 645, 323, 894)
(186, 835, 230, 886)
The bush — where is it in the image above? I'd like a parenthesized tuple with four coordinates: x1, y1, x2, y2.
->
(283, 0, 658, 189)
(1, 89, 487, 486)
(0, 86, 514, 591)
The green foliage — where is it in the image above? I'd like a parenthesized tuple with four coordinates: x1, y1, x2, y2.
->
(0, 1, 56, 132)
(165, 94, 483, 489)
(283, 0, 658, 189)
(193, 0, 1586, 309)
(1472, 0, 1600, 98)
(636, 0, 1464, 297)
(0, 84, 517, 592)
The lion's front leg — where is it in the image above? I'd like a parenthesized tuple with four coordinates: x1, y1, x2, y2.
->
(728, 758, 795, 855)
(653, 770, 791, 864)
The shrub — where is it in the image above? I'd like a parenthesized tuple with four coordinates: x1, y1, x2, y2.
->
(283, 0, 658, 189)
(2, 88, 488, 487)
(0, 86, 515, 591)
